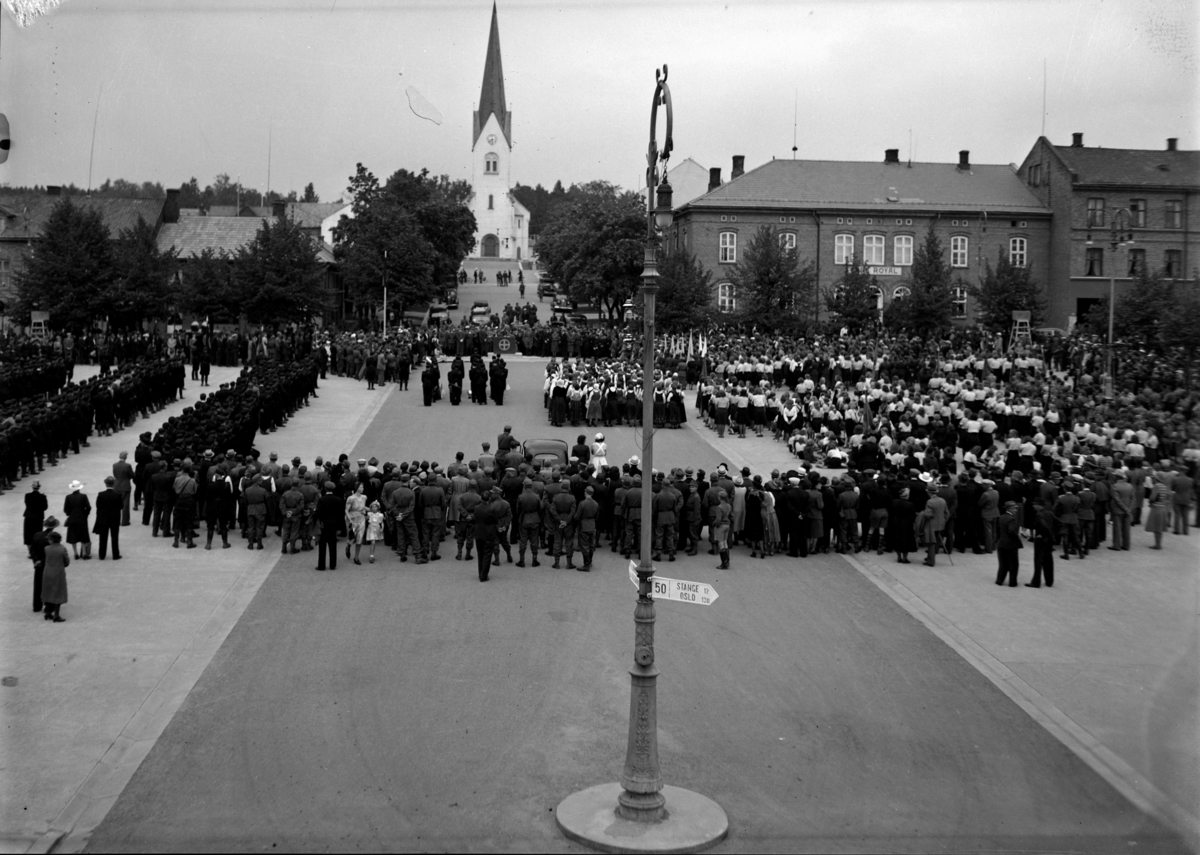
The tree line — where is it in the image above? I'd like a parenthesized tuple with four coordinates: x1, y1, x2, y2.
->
(1, 175, 323, 208)
(14, 196, 326, 331)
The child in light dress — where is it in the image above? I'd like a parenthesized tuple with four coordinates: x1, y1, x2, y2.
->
(365, 502, 385, 564)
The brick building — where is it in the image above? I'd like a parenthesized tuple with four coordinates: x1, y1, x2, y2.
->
(1016, 133, 1199, 328)
(672, 150, 1051, 326)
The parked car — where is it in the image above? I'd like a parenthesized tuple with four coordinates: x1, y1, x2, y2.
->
(445, 289, 459, 309)
(426, 303, 450, 327)
(470, 300, 491, 325)
(521, 438, 568, 468)
(537, 279, 558, 298)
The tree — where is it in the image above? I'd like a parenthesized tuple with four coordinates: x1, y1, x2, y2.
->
(174, 248, 240, 323)
(904, 227, 954, 337)
(726, 224, 816, 334)
(1160, 280, 1200, 385)
(1077, 269, 1175, 346)
(302, 182, 319, 203)
(656, 249, 715, 332)
(824, 256, 880, 333)
(970, 249, 1045, 333)
(232, 216, 326, 325)
(108, 215, 178, 330)
(333, 164, 474, 319)
(15, 196, 115, 331)
(535, 185, 646, 320)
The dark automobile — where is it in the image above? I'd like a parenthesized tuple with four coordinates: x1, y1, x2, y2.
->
(537, 279, 558, 298)
(521, 438, 569, 468)
(470, 300, 491, 325)
(445, 290, 459, 309)
(426, 303, 450, 327)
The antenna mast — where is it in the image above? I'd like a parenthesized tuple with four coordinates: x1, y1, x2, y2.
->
(1041, 57, 1047, 136)
(267, 125, 272, 206)
(792, 89, 798, 159)
(87, 85, 102, 194)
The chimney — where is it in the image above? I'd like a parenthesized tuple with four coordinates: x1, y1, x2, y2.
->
(708, 167, 722, 192)
(884, 149, 900, 164)
(958, 150, 970, 171)
(1071, 132, 1084, 147)
(46, 185, 61, 196)
(1166, 138, 1178, 151)
(164, 188, 180, 224)
(731, 155, 745, 179)
(272, 200, 287, 219)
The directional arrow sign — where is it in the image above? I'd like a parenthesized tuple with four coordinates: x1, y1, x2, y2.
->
(627, 560, 719, 605)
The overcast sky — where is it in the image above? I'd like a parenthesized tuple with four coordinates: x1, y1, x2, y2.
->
(0, 0, 1195, 201)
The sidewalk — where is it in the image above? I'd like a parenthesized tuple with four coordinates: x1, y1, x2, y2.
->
(686, 418, 1200, 850)
(0, 368, 396, 854)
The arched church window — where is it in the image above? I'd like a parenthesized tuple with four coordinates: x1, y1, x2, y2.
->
(485, 153, 499, 174)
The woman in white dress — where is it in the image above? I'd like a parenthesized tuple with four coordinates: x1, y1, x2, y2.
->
(590, 433, 608, 476)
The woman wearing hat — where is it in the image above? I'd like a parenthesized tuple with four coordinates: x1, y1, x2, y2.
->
(344, 484, 368, 565)
(63, 480, 92, 560)
(30, 516, 59, 613)
(24, 481, 48, 557)
(42, 530, 71, 622)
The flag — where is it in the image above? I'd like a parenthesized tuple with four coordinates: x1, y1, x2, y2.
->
(688, 330, 694, 359)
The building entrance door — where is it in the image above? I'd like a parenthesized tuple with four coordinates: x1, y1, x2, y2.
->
(482, 234, 499, 257)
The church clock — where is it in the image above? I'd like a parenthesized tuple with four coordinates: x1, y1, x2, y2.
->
(487, 134, 497, 145)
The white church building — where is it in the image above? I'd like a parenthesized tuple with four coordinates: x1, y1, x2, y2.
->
(468, 4, 530, 261)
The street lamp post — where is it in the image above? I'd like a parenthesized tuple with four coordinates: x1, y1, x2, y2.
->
(555, 65, 727, 854)
(1088, 207, 1133, 398)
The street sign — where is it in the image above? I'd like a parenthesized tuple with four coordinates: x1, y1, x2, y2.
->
(627, 560, 719, 606)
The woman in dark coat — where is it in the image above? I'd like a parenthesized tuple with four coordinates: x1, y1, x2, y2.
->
(63, 480, 92, 560)
(42, 531, 70, 622)
(744, 482, 766, 558)
(24, 481, 48, 554)
(890, 487, 918, 564)
(31, 516, 58, 614)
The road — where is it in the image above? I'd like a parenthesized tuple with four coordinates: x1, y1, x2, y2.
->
(85, 360, 1188, 852)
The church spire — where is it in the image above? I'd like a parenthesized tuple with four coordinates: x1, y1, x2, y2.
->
(473, 2, 511, 148)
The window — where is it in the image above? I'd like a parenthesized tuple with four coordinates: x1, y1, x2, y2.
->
(834, 234, 854, 265)
(892, 285, 911, 301)
(719, 231, 737, 263)
(488, 194, 494, 210)
(1087, 198, 1106, 227)
(863, 234, 885, 265)
(1127, 248, 1145, 277)
(485, 153, 499, 174)
(717, 282, 736, 313)
(1130, 199, 1146, 228)
(0, 257, 9, 291)
(894, 235, 913, 266)
(1009, 237, 1027, 268)
(871, 285, 884, 311)
(952, 287, 968, 318)
(1085, 247, 1103, 277)
(779, 232, 796, 252)
(1165, 250, 1182, 278)
(1029, 164, 1041, 186)
(951, 235, 969, 267)
(1165, 200, 1183, 229)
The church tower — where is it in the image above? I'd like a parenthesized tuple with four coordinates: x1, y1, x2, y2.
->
(469, 3, 529, 261)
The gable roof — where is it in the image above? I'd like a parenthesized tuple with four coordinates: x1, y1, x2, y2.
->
(680, 159, 1049, 215)
(1049, 142, 1199, 189)
(156, 216, 266, 258)
(279, 201, 347, 230)
(0, 194, 164, 241)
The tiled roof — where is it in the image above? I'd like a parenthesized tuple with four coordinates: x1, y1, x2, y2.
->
(157, 216, 266, 258)
(0, 194, 164, 240)
(681, 159, 1049, 214)
(280, 202, 347, 229)
(1051, 145, 1200, 189)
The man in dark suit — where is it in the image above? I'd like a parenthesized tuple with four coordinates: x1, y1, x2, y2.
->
(93, 475, 123, 560)
(315, 482, 343, 570)
(995, 501, 1023, 587)
(473, 489, 500, 581)
(113, 451, 135, 526)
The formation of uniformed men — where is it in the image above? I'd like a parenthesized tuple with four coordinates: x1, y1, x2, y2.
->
(1, 355, 184, 494)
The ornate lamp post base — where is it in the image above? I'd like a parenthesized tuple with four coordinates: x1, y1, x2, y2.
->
(556, 784, 728, 854)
